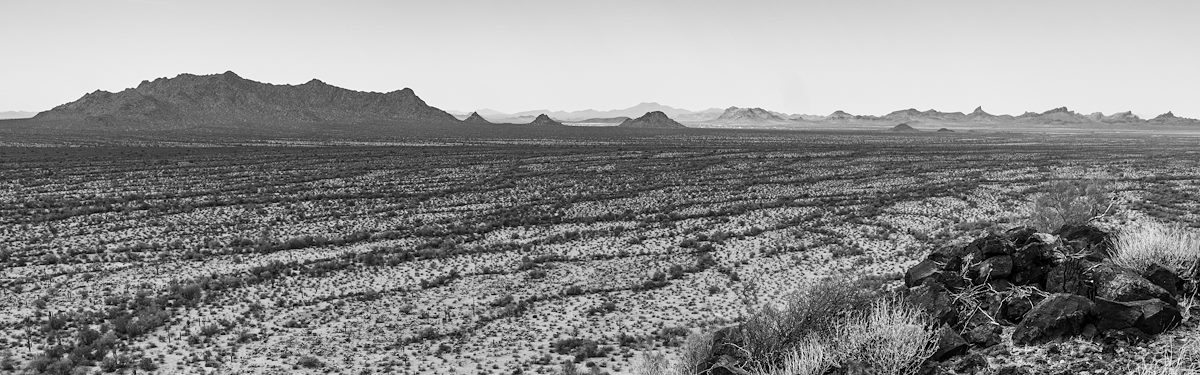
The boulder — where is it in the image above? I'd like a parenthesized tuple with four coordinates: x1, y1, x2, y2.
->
(1129, 299, 1183, 335)
(1045, 259, 1095, 296)
(1142, 264, 1185, 297)
(1055, 224, 1112, 260)
(1000, 294, 1045, 324)
(932, 327, 970, 361)
(1092, 298, 1141, 331)
(1091, 262, 1176, 305)
(973, 255, 1013, 281)
(963, 322, 1002, 347)
(906, 259, 943, 287)
(1012, 293, 1094, 345)
(1008, 238, 1060, 288)
(909, 283, 959, 326)
(1005, 227, 1041, 248)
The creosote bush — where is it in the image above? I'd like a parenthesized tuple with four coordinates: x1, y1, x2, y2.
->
(1028, 180, 1112, 232)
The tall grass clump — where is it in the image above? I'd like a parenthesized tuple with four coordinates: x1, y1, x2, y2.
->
(694, 276, 936, 375)
(836, 299, 938, 375)
(1111, 221, 1200, 277)
(1028, 180, 1113, 232)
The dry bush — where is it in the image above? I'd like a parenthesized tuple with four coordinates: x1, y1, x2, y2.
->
(739, 276, 881, 369)
(1111, 221, 1200, 277)
(836, 299, 938, 375)
(744, 298, 935, 375)
(751, 338, 831, 375)
(1028, 180, 1113, 232)
(671, 332, 713, 375)
(633, 352, 671, 375)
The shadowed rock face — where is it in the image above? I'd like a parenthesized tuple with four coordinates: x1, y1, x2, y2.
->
(31, 71, 460, 129)
(617, 111, 686, 129)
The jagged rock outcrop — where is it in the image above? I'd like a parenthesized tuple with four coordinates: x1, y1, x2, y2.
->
(29, 71, 460, 130)
(617, 111, 686, 129)
(905, 224, 1189, 361)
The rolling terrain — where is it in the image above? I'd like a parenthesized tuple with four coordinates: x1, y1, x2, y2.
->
(2, 133, 1199, 374)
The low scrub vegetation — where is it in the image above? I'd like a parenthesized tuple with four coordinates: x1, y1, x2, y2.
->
(649, 277, 937, 375)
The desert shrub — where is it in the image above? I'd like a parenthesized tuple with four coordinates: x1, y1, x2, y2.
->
(634, 352, 671, 375)
(297, 355, 323, 368)
(1111, 221, 1200, 277)
(1028, 180, 1112, 232)
(672, 332, 713, 375)
(700, 276, 915, 374)
(835, 299, 937, 375)
(138, 357, 158, 371)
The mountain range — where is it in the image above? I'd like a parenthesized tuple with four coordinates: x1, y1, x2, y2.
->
(3, 71, 1197, 137)
(0, 111, 36, 120)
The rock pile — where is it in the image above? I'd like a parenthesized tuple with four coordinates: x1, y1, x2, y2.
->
(905, 224, 1195, 362)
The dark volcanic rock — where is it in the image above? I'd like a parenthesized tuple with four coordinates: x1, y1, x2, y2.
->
(1130, 299, 1182, 335)
(617, 111, 686, 129)
(905, 259, 942, 287)
(932, 327, 970, 360)
(890, 123, 919, 132)
(1091, 262, 1176, 304)
(1055, 224, 1112, 260)
(1092, 298, 1142, 331)
(909, 283, 959, 326)
(1142, 264, 1185, 296)
(1012, 293, 1093, 345)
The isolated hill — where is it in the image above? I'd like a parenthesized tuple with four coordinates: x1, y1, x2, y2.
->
(890, 123, 919, 132)
(527, 114, 565, 126)
(617, 111, 686, 129)
(937, 128, 955, 132)
(1147, 112, 1200, 125)
(25, 71, 460, 131)
(713, 107, 789, 123)
(463, 112, 493, 125)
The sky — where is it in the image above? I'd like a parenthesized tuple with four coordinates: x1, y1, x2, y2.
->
(1, 0, 1198, 118)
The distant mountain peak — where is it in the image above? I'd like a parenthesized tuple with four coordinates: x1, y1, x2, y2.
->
(715, 106, 787, 122)
(463, 112, 492, 124)
(30, 71, 460, 129)
(529, 114, 564, 126)
(618, 111, 686, 129)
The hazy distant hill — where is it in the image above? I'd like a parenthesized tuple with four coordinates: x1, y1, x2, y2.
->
(0, 111, 36, 120)
(24, 71, 460, 131)
(618, 111, 686, 129)
(459, 103, 725, 123)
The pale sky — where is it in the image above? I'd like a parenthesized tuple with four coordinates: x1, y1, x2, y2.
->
(2, 0, 1198, 117)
